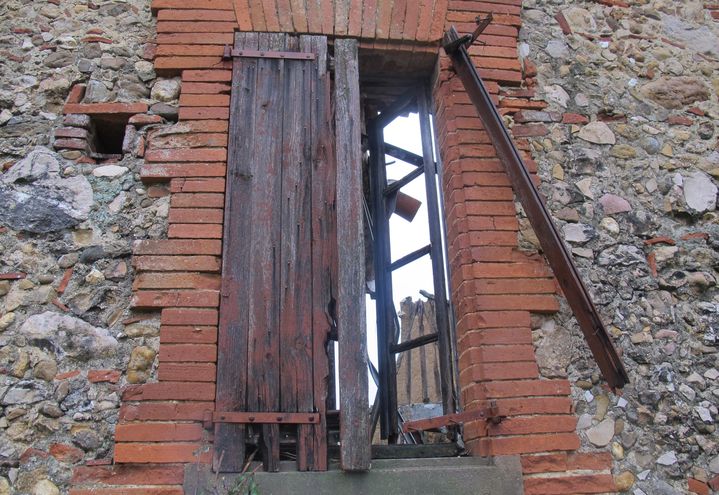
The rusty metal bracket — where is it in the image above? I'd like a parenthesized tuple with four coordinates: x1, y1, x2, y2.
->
(443, 13, 493, 53)
(222, 46, 315, 61)
(401, 401, 502, 433)
(204, 410, 320, 430)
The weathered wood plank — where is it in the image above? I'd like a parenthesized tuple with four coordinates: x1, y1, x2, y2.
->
(334, 39, 370, 472)
(278, 34, 313, 471)
(214, 31, 260, 473)
(248, 32, 287, 473)
(306, 34, 333, 472)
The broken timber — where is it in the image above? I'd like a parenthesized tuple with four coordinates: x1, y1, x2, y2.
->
(442, 25, 629, 391)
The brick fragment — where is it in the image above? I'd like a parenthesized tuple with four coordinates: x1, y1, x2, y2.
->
(688, 478, 710, 495)
(523, 474, 616, 495)
(129, 114, 164, 126)
(49, 443, 84, 463)
(63, 102, 149, 115)
(87, 369, 121, 383)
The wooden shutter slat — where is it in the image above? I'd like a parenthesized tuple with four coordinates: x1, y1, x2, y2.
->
(214, 31, 260, 473)
(216, 32, 334, 473)
(335, 38, 371, 472)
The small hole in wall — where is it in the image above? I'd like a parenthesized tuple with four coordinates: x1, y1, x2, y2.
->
(89, 115, 129, 155)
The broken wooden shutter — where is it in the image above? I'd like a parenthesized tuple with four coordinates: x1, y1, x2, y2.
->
(442, 26, 629, 390)
(215, 32, 334, 473)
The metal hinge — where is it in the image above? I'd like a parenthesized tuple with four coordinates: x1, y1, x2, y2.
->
(204, 410, 320, 430)
(222, 46, 315, 61)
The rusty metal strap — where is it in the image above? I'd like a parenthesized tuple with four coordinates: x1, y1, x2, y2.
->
(402, 401, 501, 433)
(223, 46, 315, 61)
(204, 410, 320, 430)
(442, 26, 629, 391)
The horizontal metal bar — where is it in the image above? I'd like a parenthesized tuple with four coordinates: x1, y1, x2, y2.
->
(401, 401, 500, 433)
(384, 167, 425, 197)
(226, 47, 315, 61)
(390, 332, 438, 354)
(388, 244, 432, 272)
(384, 142, 424, 168)
(213, 412, 320, 424)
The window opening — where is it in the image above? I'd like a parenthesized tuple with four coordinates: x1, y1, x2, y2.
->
(364, 86, 459, 446)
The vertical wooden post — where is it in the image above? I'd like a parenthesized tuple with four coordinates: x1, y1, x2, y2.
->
(334, 38, 371, 472)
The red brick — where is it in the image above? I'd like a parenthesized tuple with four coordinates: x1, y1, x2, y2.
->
(134, 272, 221, 290)
(182, 70, 232, 82)
(141, 162, 227, 181)
(133, 256, 220, 272)
(511, 124, 548, 137)
(87, 369, 121, 383)
(132, 290, 220, 308)
(119, 401, 214, 421)
(133, 239, 222, 255)
(523, 474, 616, 495)
(122, 382, 216, 401)
(49, 443, 84, 463)
(562, 113, 589, 124)
(463, 361, 539, 381)
(114, 442, 209, 464)
(168, 224, 223, 239)
(156, 21, 237, 33)
(181, 82, 231, 94)
(54, 138, 88, 151)
(179, 94, 230, 107)
(72, 464, 184, 485)
(160, 326, 217, 344)
(459, 345, 535, 368)
(474, 278, 555, 294)
(688, 478, 709, 495)
(129, 114, 164, 126)
(463, 397, 573, 417)
(151, 132, 227, 149)
(151, 0, 233, 9)
(55, 127, 89, 139)
(56, 370, 81, 380)
(162, 308, 218, 326)
(63, 102, 149, 115)
(70, 488, 183, 495)
(472, 262, 550, 278)
(667, 115, 693, 126)
(471, 379, 571, 399)
(170, 193, 224, 208)
(158, 9, 236, 21)
(157, 33, 234, 45)
(478, 432, 580, 456)
(178, 107, 230, 120)
(566, 452, 613, 471)
(158, 362, 216, 382)
(159, 344, 217, 362)
(115, 423, 204, 442)
(465, 415, 577, 440)
(145, 148, 227, 162)
(66, 84, 87, 104)
(521, 453, 569, 474)
(168, 208, 223, 224)
(471, 294, 559, 312)
(170, 177, 226, 192)
(708, 475, 719, 491)
(458, 328, 533, 349)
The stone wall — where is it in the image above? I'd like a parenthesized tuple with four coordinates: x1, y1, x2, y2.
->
(0, 1, 174, 493)
(0, 0, 717, 494)
(518, 0, 719, 493)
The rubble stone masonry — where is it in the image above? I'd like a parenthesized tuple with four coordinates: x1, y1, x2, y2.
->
(0, 0, 717, 494)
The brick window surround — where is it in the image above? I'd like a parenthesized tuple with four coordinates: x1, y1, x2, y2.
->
(67, 1, 619, 494)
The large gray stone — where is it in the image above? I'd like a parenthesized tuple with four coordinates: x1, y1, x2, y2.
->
(683, 171, 717, 212)
(18, 311, 118, 361)
(0, 148, 93, 233)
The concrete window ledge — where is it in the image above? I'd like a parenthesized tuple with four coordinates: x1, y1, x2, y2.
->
(184, 456, 524, 495)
